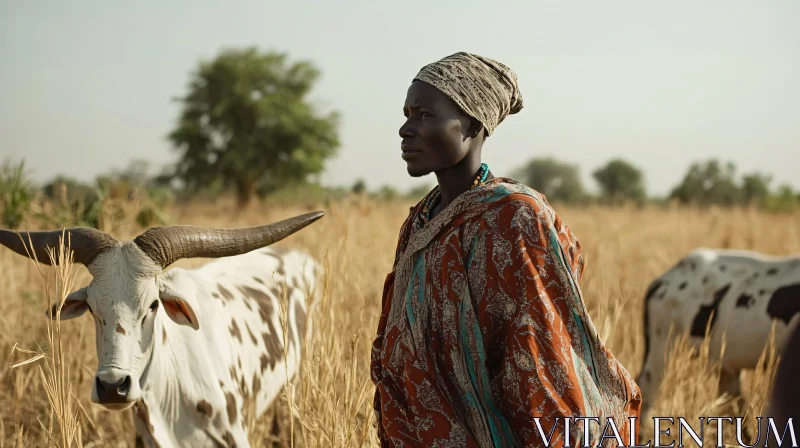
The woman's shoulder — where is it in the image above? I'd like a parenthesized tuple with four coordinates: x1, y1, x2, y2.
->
(480, 177, 559, 224)
(484, 177, 586, 278)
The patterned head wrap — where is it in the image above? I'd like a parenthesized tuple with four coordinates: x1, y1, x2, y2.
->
(413, 52, 523, 136)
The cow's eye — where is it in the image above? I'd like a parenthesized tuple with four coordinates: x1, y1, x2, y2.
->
(142, 301, 159, 326)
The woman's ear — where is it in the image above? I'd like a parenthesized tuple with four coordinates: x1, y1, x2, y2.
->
(467, 118, 484, 139)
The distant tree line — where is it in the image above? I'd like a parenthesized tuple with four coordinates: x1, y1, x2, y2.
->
(507, 156, 797, 211)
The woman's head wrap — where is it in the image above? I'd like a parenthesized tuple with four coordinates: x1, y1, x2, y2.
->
(413, 52, 523, 136)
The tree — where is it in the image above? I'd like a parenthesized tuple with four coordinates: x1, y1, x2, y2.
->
(592, 158, 646, 205)
(351, 179, 366, 195)
(740, 172, 772, 207)
(669, 159, 742, 206)
(168, 47, 341, 208)
(512, 157, 586, 204)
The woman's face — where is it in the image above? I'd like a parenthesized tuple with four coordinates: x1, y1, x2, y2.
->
(399, 81, 480, 177)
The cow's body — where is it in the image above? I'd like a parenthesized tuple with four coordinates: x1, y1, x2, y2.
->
(637, 247, 800, 414)
(130, 245, 321, 447)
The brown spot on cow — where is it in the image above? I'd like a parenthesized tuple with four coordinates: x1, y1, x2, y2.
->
(238, 357, 243, 370)
(260, 354, 269, 373)
(253, 276, 265, 285)
(229, 365, 237, 382)
(239, 375, 248, 400)
(162, 327, 167, 344)
(245, 322, 258, 345)
(237, 285, 274, 323)
(196, 400, 212, 418)
(223, 431, 237, 448)
(212, 292, 221, 299)
(294, 300, 307, 348)
(116, 323, 126, 335)
(229, 319, 242, 343)
(262, 329, 282, 370)
(218, 284, 235, 301)
(225, 392, 237, 425)
(252, 373, 261, 397)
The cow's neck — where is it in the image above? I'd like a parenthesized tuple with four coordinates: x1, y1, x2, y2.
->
(139, 315, 185, 426)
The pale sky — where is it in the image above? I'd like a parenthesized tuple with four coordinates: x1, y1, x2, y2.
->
(1, 0, 798, 196)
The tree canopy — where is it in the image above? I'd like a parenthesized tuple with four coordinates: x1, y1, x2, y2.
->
(592, 158, 646, 205)
(512, 157, 586, 204)
(669, 159, 742, 207)
(167, 47, 341, 207)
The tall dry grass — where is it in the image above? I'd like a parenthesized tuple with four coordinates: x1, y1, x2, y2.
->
(1, 196, 798, 447)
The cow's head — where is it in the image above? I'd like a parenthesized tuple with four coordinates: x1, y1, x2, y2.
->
(0, 211, 324, 410)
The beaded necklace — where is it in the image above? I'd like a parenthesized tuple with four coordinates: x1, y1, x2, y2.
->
(419, 162, 490, 226)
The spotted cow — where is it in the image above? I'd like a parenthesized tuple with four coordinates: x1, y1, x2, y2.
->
(637, 247, 800, 415)
(0, 212, 324, 447)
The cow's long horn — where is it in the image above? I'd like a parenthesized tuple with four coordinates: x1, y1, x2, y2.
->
(133, 211, 324, 269)
(0, 227, 119, 266)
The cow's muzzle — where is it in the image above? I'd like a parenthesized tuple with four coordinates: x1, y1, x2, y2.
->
(95, 375, 132, 404)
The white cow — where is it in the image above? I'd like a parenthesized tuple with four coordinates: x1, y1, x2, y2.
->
(637, 247, 800, 415)
(0, 212, 324, 447)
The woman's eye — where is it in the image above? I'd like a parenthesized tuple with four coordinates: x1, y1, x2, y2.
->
(420, 111, 432, 118)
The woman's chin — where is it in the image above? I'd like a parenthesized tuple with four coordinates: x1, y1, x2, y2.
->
(405, 163, 431, 178)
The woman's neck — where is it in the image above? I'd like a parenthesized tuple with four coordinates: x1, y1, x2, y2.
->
(434, 155, 485, 209)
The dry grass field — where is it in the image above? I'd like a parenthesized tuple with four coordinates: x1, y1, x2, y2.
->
(1, 195, 798, 447)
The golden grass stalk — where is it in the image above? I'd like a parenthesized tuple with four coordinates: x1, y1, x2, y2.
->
(278, 274, 297, 448)
(10, 231, 84, 447)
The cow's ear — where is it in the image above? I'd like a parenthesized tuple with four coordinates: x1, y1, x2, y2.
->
(46, 287, 90, 320)
(159, 285, 199, 330)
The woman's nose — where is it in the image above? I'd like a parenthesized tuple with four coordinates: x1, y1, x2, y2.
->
(399, 120, 415, 139)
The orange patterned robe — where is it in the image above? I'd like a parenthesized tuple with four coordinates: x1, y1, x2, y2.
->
(370, 178, 641, 447)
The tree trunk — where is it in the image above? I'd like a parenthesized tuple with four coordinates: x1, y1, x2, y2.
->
(235, 179, 257, 209)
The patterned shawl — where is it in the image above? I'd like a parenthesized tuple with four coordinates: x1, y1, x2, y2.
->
(371, 178, 642, 447)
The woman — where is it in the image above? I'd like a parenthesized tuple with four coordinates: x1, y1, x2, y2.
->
(370, 52, 642, 447)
